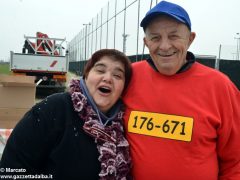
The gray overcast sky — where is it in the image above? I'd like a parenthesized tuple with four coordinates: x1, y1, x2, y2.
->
(0, 0, 240, 61)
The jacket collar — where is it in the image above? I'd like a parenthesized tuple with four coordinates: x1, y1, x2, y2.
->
(146, 51, 196, 73)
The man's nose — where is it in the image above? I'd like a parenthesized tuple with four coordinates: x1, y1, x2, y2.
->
(158, 38, 171, 50)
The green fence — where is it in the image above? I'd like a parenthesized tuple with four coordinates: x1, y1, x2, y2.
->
(69, 56, 240, 90)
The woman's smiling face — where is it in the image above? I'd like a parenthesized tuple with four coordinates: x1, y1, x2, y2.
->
(85, 56, 125, 113)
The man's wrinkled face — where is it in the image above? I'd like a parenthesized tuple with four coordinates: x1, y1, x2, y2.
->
(144, 16, 195, 75)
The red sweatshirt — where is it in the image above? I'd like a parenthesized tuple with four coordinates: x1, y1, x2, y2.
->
(123, 61, 240, 180)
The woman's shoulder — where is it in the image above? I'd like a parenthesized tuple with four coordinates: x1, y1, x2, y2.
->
(0, 92, 77, 171)
(23, 92, 75, 129)
(37, 92, 71, 105)
(33, 92, 72, 113)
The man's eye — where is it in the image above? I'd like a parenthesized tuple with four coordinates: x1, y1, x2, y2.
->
(169, 35, 178, 39)
(151, 36, 159, 41)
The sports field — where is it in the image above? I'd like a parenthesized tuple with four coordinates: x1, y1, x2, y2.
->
(0, 63, 10, 75)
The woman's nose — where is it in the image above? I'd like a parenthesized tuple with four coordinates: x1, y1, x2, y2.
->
(102, 72, 112, 83)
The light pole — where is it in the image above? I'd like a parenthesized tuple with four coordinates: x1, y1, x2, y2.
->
(122, 34, 129, 54)
(83, 23, 91, 61)
(234, 33, 240, 60)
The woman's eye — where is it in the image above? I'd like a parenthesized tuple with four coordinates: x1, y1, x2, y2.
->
(113, 74, 122, 79)
(95, 68, 105, 73)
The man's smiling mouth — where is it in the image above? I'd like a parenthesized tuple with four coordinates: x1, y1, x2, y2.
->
(158, 52, 176, 57)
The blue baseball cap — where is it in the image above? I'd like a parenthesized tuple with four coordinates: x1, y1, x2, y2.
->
(140, 1, 191, 31)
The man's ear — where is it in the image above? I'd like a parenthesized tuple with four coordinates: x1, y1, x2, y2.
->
(188, 32, 196, 46)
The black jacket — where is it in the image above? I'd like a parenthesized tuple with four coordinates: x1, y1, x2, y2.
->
(0, 92, 101, 179)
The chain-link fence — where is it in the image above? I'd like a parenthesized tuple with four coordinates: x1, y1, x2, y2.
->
(219, 44, 240, 60)
(67, 0, 240, 90)
(67, 0, 162, 63)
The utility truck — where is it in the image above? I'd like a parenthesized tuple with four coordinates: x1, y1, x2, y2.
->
(10, 32, 69, 92)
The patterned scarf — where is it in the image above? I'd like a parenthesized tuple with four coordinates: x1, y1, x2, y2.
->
(69, 79, 131, 180)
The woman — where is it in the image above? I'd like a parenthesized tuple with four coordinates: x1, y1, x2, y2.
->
(0, 49, 132, 179)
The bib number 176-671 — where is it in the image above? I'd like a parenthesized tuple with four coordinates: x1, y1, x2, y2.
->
(128, 111, 193, 142)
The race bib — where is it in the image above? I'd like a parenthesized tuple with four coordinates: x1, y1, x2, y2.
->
(128, 111, 193, 142)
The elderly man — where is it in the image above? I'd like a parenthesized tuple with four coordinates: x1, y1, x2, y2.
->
(123, 1, 240, 180)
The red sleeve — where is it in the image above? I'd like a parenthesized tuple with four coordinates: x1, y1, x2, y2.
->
(217, 83, 240, 179)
